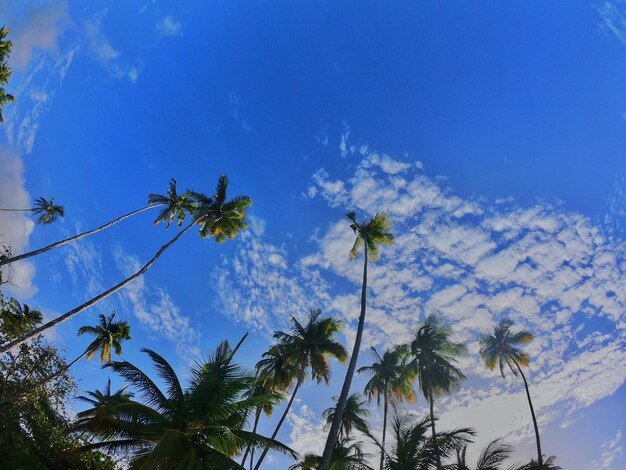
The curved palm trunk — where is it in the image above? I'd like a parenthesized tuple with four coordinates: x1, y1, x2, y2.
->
(380, 388, 388, 470)
(254, 375, 303, 470)
(0, 221, 195, 355)
(514, 361, 543, 466)
(321, 246, 369, 470)
(241, 407, 262, 468)
(0, 204, 160, 267)
(428, 389, 442, 470)
(1, 349, 87, 406)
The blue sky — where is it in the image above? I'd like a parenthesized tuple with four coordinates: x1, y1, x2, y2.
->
(1, 1, 626, 468)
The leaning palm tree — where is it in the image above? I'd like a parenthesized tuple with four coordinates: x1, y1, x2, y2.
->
(409, 315, 467, 469)
(0, 196, 64, 224)
(358, 346, 415, 470)
(74, 340, 295, 468)
(453, 439, 512, 470)
(321, 211, 394, 470)
(0, 178, 192, 267)
(1, 312, 131, 404)
(381, 414, 473, 470)
(253, 309, 348, 470)
(479, 319, 543, 466)
(323, 393, 370, 441)
(0, 174, 251, 354)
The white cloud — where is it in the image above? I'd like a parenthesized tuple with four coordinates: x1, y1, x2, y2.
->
(113, 246, 200, 360)
(598, 1, 626, 45)
(594, 429, 625, 469)
(156, 16, 183, 38)
(85, 9, 142, 83)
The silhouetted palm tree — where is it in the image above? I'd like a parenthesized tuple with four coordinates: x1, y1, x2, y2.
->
(323, 393, 370, 440)
(254, 309, 348, 470)
(74, 341, 294, 468)
(453, 439, 512, 470)
(321, 211, 394, 470)
(358, 346, 415, 470)
(0, 174, 251, 354)
(479, 319, 542, 466)
(0, 179, 192, 268)
(408, 315, 467, 469)
(0, 299, 43, 336)
(0, 196, 64, 225)
(290, 438, 373, 470)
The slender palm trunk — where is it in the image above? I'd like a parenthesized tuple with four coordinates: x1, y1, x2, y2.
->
(0, 221, 195, 355)
(1, 350, 87, 406)
(321, 246, 369, 470)
(428, 389, 442, 470)
(514, 361, 543, 466)
(0, 204, 160, 267)
(241, 407, 262, 468)
(380, 388, 388, 470)
(0, 208, 33, 212)
(254, 374, 303, 470)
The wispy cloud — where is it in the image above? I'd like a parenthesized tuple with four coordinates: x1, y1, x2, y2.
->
(598, 0, 626, 44)
(85, 9, 142, 83)
(156, 16, 183, 38)
(594, 429, 625, 469)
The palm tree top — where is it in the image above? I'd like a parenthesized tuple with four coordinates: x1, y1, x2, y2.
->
(479, 318, 534, 378)
(77, 312, 131, 363)
(346, 211, 394, 261)
(148, 178, 196, 229)
(322, 392, 370, 440)
(32, 196, 64, 224)
(357, 345, 415, 407)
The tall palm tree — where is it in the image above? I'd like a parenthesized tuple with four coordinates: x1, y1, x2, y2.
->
(74, 341, 295, 468)
(454, 439, 512, 470)
(253, 309, 348, 470)
(358, 346, 415, 470)
(321, 211, 394, 470)
(479, 319, 543, 466)
(323, 393, 370, 440)
(380, 414, 472, 470)
(1, 312, 131, 404)
(409, 315, 467, 469)
(0, 196, 64, 224)
(0, 174, 251, 354)
(0, 178, 192, 268)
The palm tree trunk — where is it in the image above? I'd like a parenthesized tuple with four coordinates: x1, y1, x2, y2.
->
(241, 407, 262, 468)
(429, 389, 442, 470)
(0, 208, 33, 212)
(0, 204, 160, 267)
(320, 246, 369, 470)
(254, 374, 303, 470)
(1, 349, 88, 406)
(0, 221, 195, 355)
(380, 388, 388, 470)
(514, 361, 543, 466)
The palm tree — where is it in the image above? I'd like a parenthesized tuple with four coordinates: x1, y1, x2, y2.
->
(0, 25, 14, 123)
(74, 341, 295, 468)
(321, 211, 394, 470)
(323, 393, 370, 440)
(408, 315, 467, 469)
(0, 196, 64, 224)
(479, 319, 543, 466)
(253, 309, 348, 470)
(0, 299, 43, 335)
(358, 346, 415, 470)
(453, 439, 512, 470)
(290, 438, 373, 470)
(0, 178, 191, 267)
(1, 312, 131, 404)
(512, 456, 561, 470)
(0, 174, 251, 354)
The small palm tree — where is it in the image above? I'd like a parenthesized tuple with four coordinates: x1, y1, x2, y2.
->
(321, 211, 394, 470)
(0, 196, 64, 225)
(512, 456, 561, 470)
(0, 299, 43, 336)
(0, 178, 192, 268)
(74, 341, 295, 468)
(409, 315, 467, 469)
(454, 439, 512, 470)
(1, 313, 131, 404)
(290, 438, 373, 470)
(358, 346, 415, 470)
(0, 174, 251, 354)
(479, 319, 543, 466)
(323, 393, 370, 440)
(253, 309, 348, 470)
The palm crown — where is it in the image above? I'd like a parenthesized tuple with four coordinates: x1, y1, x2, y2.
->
(359, 346, 415, 407)
(323, 393, 370, 440)
(148, 178, 196, 228)
(32, 196, 64, 224)
(479, 318, 534, 378)
(347, 211, 394, 261)
(77, 313, 131, 363)
(1, 299, 43, 336)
